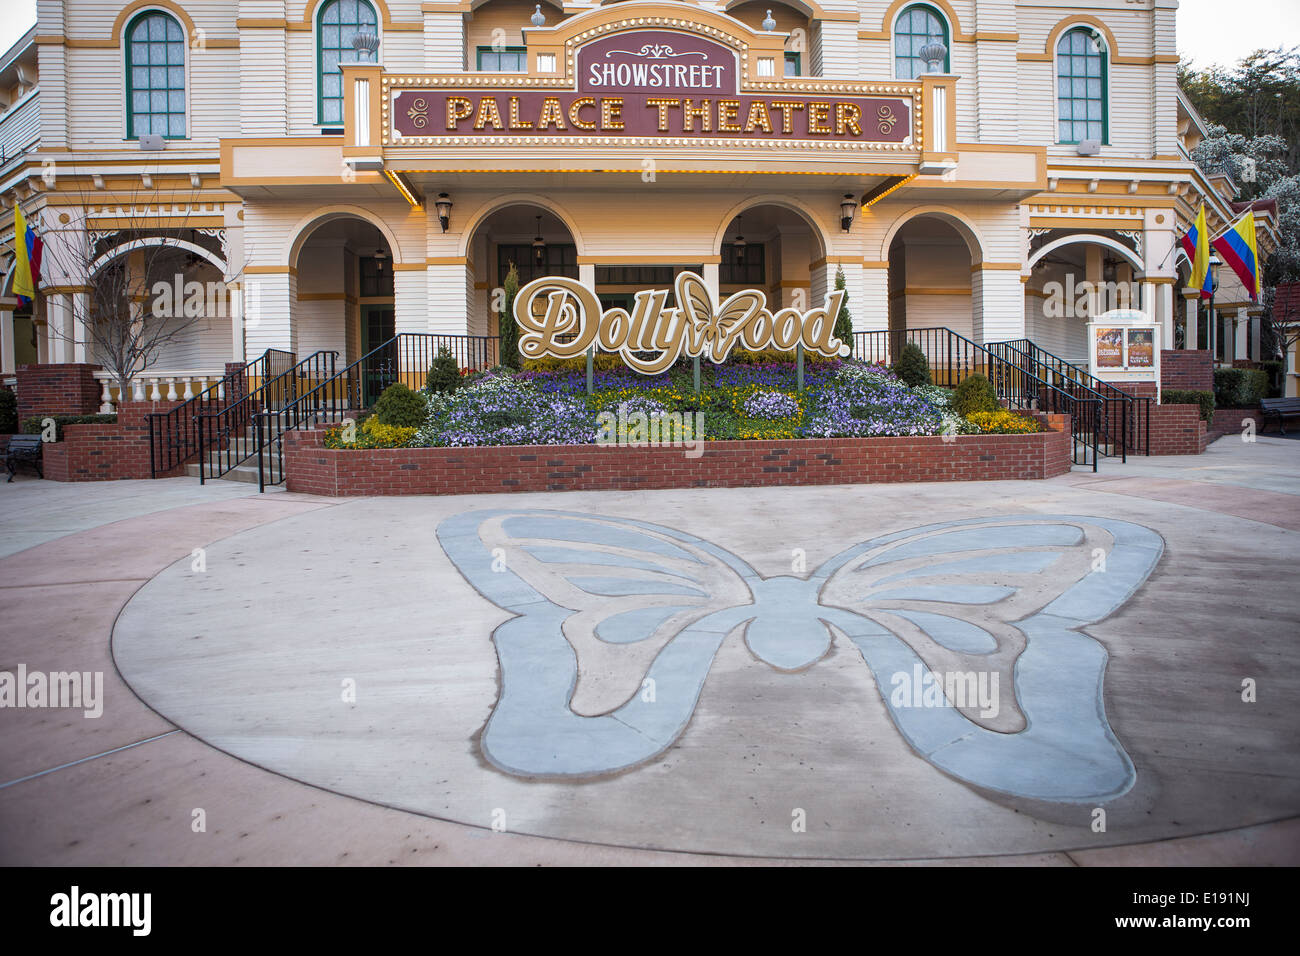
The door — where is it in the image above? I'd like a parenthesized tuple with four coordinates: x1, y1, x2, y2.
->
(361, 305, 396, 406)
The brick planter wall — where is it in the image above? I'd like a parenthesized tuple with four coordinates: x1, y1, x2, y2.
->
(1210, 407, 1264, 440)
(1160, 350, 1213, 392)
(40, 401, 187, 482)
(1146, 403, 1209, 455)
(283, 415, 1074, 497)
(15, 363, 104, 421)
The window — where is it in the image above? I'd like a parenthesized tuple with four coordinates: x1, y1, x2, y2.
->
(477, 47, 528, 72)
(784, 52, 801, 77)
(126, 12, 186, 139)
(318, 0, 379, 126)
(497, 243, 578, 285)
(893, 4, 948, 80)
(720, 243, 765, 285)
(596, 265, 699, 285)
(1056, 27, 1107, 145)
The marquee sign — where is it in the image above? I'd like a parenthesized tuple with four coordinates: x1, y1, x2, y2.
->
(514, 270, 850, 374)
(389, 27, 913, 148)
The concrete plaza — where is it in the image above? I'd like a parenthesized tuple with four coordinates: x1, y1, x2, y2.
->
(1, 435, 1298, 865)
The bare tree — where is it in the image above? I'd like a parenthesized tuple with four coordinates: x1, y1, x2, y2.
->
(20, 168, 241, 397)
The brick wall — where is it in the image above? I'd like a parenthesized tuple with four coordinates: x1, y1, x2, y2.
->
(40, 401, 187, 482)
(1146, 403, 1209, 455)
(283, 417, 1074, 497)
(1160, 350, 1213, 392)
(1209, 407, 1263, 439)
(1110, 381, 1159, 401)
(15, 364, 104, 421)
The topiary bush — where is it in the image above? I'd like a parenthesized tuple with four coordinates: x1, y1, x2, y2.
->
(0, 387, 16, 434)
(1213, 367, 1270, 408)
(952, 373, 998, 417)
(426, 347, 463, 394)
(498, 261, 521, 370)
(1162, 388, 1215, 422)
(371, 382, 428, 428)
(893, 342, 931, 387)
(832, 265, 854, 354)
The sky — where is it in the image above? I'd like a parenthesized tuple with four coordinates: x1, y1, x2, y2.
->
(0, 0, 1298, 71)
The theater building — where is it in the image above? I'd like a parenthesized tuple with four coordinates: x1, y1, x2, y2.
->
(0, 0, 1286, 407)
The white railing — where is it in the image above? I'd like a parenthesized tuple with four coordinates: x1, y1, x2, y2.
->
(93, 369, 227, 413)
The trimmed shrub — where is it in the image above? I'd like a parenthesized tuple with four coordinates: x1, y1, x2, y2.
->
(1162, 388, 1215, 422)
(1213, 367, 1269, 408)
(425, 347, 463, 394)
(324, 417, 416, 449)
(0, 387, 16, 434)
(371, 382, 428, 428)
(893, 342, 931, 387)
(499, 261, 521, 370)
(21, 414, 117, 440)
(832, 265, 854, 353)
(952, 374, 998, 417)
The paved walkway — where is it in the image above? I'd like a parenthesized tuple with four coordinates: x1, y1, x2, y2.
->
(1, 435, 1297, 864)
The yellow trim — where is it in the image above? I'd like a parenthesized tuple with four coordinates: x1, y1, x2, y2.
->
(245, 265, 298, 276)
(972, 262, 1022, 272)
(576, 255, 723, 265)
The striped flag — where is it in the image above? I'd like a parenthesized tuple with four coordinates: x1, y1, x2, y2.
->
(1180, 203, 1212, 300)
(1212, 211, 1261, 302)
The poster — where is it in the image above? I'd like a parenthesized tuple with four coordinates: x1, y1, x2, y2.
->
(1126, 329, 1154, 368)
(1095, 327, 1124, 368)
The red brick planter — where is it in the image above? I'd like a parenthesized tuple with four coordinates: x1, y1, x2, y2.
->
(283, 414, 1074, 497)
(38, 401, 188, 482)
(1146, 403, 1209, 455)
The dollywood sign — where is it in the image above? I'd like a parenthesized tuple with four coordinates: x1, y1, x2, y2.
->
(514, 271, 850, 374)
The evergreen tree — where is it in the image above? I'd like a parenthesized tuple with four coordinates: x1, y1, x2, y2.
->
(499, 261, 521, 369)
(832, 265, 854, 356)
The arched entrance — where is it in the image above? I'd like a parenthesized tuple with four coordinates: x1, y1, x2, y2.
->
(1025, 234, 1145, 364)
(718, 202, 826, 312)
(888, 215, 977, 343)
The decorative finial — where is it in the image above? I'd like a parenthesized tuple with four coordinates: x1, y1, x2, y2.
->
(530, 4, 546, 27)
(762, 9, 776, 32)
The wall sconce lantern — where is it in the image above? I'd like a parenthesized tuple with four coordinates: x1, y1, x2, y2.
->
(435, 193, 453, 233)
(840, 194, 858, 232)
(374, 247, 387, 272)
(530, 4, 546, 27)
(532, 215, 546, 264)
(732, 216, 746, 263)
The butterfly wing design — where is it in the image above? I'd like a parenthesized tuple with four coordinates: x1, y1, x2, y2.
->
(812, 515, 1162, 802)
(437, 508, 760, 777)
(675, 272, 762, 363)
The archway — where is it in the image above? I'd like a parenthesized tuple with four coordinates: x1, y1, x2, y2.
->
(467, 202, 578, 360)
(292, 216, 394, 388)
(718, 202, 826, 312)
(1025, 235, 1144, 364)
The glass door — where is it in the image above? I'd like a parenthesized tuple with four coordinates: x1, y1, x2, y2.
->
(361, 305, 396, 406)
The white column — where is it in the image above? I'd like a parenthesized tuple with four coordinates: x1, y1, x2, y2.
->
(0, 307, 14, 374)
(1183, 291, 1198, 350)
(46, 293, 71, 363)
(71, 291, 89, 363)
(1158, 283, 1174, 351)
(972, 268, 1026, 344)
(1250, 310, 1262, 362)
(700, 262, 719, 302)
(231, 282, 246, 363)
(243, 271, 296, 356)
(857, 265, 889, 333)
(1235, 307, 1248, 362)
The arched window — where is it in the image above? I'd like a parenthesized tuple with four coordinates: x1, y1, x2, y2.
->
(318, 0, 379, 126)
(125, 11, 186, 139)
(894, 4, 948, 79)
(1056, 27, 1107, 145)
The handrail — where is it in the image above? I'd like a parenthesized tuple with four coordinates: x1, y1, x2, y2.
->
(254, 333, 500, 490)
(990, 338, 1152, 458)
(146, 348, 294, 478)
(852, 326, 1102, 471)
(195, 350, 339, 484)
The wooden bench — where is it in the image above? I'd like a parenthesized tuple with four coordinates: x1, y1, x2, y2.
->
(5, 433, 43, 482)
(1260, 397, 1300, 436)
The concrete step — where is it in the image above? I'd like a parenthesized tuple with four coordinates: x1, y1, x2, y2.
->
(185, 461, 280, 484)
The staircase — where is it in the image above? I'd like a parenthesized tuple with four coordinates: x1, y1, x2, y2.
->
(184, 424, 282, 484)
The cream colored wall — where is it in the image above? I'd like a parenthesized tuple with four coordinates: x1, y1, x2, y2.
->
(465, 0, 571, 68)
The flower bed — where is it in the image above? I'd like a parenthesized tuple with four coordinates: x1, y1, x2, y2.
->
(322, 359, 1038, 451)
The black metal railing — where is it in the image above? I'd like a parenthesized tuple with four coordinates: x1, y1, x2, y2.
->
(147, 348, 294, 478)
(988, 339, 1151, 459)
(195, 350, 339, 484)
(253, 333, 500, 490)
(852, 327, 1102, 470)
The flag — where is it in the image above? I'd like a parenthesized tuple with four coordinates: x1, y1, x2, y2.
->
(1180, 203, 1212, 300)
(12, 205, 43, 308)
(1212, 210, 1261, 302)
